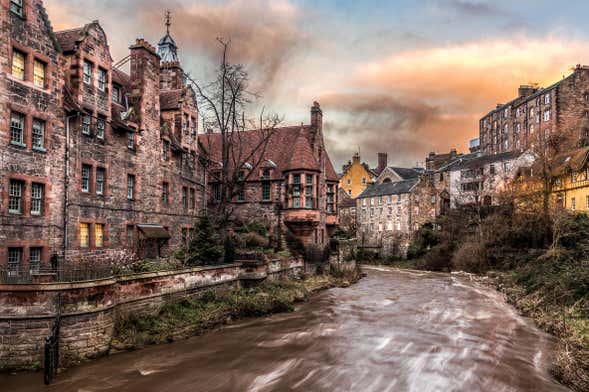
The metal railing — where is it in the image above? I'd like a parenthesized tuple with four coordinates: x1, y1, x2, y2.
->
(44, 294, 61, 385)
(0, 266, 113, 284)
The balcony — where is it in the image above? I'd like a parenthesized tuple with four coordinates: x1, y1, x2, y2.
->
(283, 209, 320, 224)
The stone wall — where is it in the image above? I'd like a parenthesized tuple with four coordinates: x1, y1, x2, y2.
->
(0, 257, 303, 369)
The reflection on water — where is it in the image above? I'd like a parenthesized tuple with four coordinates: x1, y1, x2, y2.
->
(1, 266, 569, 391)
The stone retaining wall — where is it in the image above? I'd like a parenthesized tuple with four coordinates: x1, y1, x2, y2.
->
(0, 258, 304, 369)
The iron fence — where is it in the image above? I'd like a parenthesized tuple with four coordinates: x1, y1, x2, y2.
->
(0, 266, 113, 284)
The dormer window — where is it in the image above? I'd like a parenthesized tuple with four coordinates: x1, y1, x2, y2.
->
(83, 61, 93, 85)
(10, 0, 23, 16)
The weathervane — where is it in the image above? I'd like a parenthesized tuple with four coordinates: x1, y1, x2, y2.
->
(165, 10, 171, 34)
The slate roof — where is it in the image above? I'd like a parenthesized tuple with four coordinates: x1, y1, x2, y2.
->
(450, 151, 520, 171)
(199, 125, 339, 182)
(112, 68, 131, 89)
(357, 178, 419, 198)
(388, 167, 421, 180)
(55, 27, 84, 53)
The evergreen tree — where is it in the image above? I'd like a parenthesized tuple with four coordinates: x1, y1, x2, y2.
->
(188, 215, 223, 265)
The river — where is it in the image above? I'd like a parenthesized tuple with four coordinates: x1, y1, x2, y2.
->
(1, 266, 569, 392)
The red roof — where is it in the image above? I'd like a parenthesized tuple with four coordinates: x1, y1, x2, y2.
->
(200, 125, 338, 182)
(112, 68, 131, 89)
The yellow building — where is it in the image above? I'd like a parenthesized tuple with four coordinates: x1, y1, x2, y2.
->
(551, 146, 589, 212)
(339, 152, 385, 198)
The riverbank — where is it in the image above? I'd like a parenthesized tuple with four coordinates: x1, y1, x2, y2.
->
(110, 270, 362, 355)
(371, 258, 588, 392)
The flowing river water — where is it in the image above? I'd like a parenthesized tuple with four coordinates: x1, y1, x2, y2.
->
(2, 266, 570, 392)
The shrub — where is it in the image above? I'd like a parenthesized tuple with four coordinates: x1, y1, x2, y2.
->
(451, 236, 488, 273)
(418, 242, 453, 272)
(407, 223, 439, 259)
(242, 232, 269, 248)
(188, 215, 223, 265)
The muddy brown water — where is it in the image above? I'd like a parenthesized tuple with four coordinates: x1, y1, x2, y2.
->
(1, 266, 570, 391)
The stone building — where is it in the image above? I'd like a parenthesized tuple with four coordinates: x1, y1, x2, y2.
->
(1, 2, 205, 273)
(338, 152, 386, 198)
(200, 102, 339, 248)
(355, 175, 437, 258)
(480, 66, 589, 155)
(447, 151, 534, 208)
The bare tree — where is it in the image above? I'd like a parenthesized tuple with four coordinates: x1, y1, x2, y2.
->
(185, 38, 283, 230)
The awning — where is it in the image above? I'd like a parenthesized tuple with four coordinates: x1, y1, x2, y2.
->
(137, 224, 171, 239)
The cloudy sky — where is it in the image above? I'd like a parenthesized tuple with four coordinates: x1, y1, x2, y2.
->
(45, 0, 589, 171)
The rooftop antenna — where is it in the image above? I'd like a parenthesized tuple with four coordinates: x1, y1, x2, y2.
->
(165, 10, 171, 35)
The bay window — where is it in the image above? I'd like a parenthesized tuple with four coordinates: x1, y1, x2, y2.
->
(305, 174, 313, 208)
(292, 174, 301, 208)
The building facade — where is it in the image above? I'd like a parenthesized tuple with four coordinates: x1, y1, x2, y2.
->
(480, 66, 589, 156)
(1, 1, 205, 273)
(338, 152, 386, 198)
(355, 175, 437, 258)
(200, 102, 339, 248)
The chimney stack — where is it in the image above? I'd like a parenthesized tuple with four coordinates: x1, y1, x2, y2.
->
(376, 152, 387, 173)
(310, 101, 322, 134)
(518, 85, 538, 98)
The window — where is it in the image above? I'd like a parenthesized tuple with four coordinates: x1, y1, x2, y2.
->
(370, 208, 374, 217)
(11, 49, 25, 79)
(190, 117, 196, 136)
(237, 171, 245, 202)
(81, 164, 91, 192)
(489, 164, 496, 175)
(80, 223, 89, 247)
(213, 183, 221, 202)
(347, 179, 351, 185)
(182, 187, 188, 209)
(127, 131, 135, 149)
(162, 182, 169, 207)
(98, 68, 107, 91)
(431, 195, 436, 204)
(8, 248, 22, 273)
(370, 198, 375, 206)
(586, 195, 589, 209)
(32, 119, 45, 150)
(530, 124, 535, 134)
(544, 110, 550, 122)
(96, 168, 105, 195)
(388, 206, 393, 215)
(189, 188, 196, 209)
(292, 174, 301, 208)
(10, 112, 25, 146)
(112, 85, 120, 103)
(544, 94, 550, 105)
(163, 140, 169, 160)
(262, 169, 271, 201)
(572, 172, 578, 183)
(31, 183, 44, 215)
(126, 225, 134, 246)
(503, 108, 508, 118)
(96, 116, 105, 139)
(327, 184, 335, 213)
(83, 61, 93, 85)
(348, 189, 352, 196)
(9, 179, 24, 214)
(95, 224, 104, 247)
(33, 60, 46, 88)
(362, 177, 366, 185)
(305, 174, 313, 209)
(127, 175, 135, 200)
(183, 114, 189, 134)
(30, 247, 42, 273)
(362, 198, 366, 206)
(571, 197, 576, 211)
(378, 196, 382, 204)
(10, 0, 23, 16)
(82, 114, 92, 135)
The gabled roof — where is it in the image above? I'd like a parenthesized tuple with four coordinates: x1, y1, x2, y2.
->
(199, 124, 338, 182)
(357, 178, 419, 198)
(547, 146, 589, 177)
(55, 21, 112, 61)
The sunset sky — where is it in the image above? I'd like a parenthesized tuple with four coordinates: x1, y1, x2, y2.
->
(45, 0, 589, 171)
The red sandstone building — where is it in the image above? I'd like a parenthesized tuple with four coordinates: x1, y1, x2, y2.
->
(200, 102, 340, 248)
(480, 66, 589, 155)
(1, 1, 205, 273)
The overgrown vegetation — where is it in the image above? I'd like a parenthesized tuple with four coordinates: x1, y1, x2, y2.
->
(113, 270, 361, 350)
(399, 204, 589, 391)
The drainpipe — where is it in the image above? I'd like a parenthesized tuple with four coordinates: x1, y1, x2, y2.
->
(63, 115, 77, 268)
